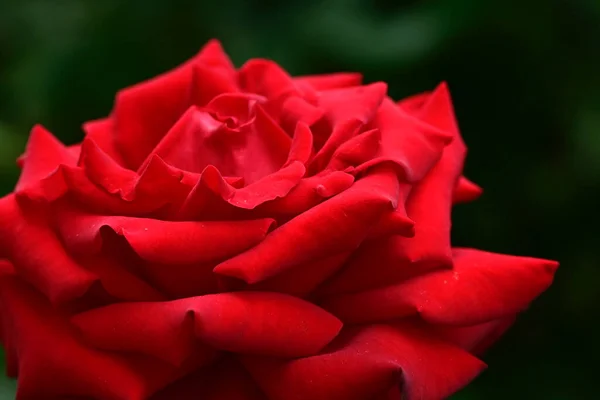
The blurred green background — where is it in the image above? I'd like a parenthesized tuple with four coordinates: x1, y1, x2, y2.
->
(0, 0, 598, 398)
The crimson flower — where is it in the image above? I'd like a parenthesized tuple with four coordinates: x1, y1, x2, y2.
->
(0, 40, 557, 400)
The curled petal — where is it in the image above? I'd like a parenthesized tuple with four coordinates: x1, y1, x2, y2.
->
(453, 176, 483, 204)
(60, 154, 194, 217)
(321, 248, 558, 325)
(244, 322, 484, 400)
(286, 122, 314, 165)
(79, 138, 139, 199)
(205, 92, 267, 126)
(14, 125, 76, 200)
(57, 207, 276, 265)
(366, 182, 414, 239)
(82, 118, 126, 166)
(309, 82, 388, 170)
(177, 160, 305, 220)
(358, 98, 452, 181)
(214, 167, 399, 283)
(255, 170, 355, 219)
(72, 292, 342, 363)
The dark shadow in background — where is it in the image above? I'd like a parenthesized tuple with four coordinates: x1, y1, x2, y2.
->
(0, 0, 597, 398)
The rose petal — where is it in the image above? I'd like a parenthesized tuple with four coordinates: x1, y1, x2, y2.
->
(78, 252, 167, 304)
(14, 125, 76, 199)
(278, 96, 325, 134)
(317, 235, 439, 298)
(238, 59, 300, 99)
(78, 138, 139, 199)
(58, 154, 194, 217)
(351, 97, 453, 181)
(453, 176, 483, 204)
(214, 166, 399, 283)
(205, 92, 267, 126)
(286, 122, 314, 165)
(113, 40, 236, 169)
(321, 248, 558, 325)
(248, 252, 353, 297)
(176, 158, 306, 220)
(57, 206, 275, 265)
(189, 62, 239, 108)
(0, 195, 96, 304)
(255, 170, 355, 220)
(82, 118, 126, 166)
(365, 182, 414, 239)
(385, 83, 467, 266)
(72, 292, 342, 363)
(244, 321, 484, 400)
(15, 124, 77, 189)
(145, 104, 291, 186)
(434, 316, 516, 355)
(0, 276, 187, 399)
(309, 82, 388, 171)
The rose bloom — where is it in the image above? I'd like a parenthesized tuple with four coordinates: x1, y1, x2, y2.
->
(0, 40, 557, 400)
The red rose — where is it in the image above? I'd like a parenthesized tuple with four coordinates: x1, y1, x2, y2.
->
(0, 40, 557, 400)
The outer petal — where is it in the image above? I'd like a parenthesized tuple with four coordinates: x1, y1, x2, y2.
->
(388, 83, 467, 266)
(56, 208, 275, 265)
(62, 154, 194, 217)
(247, 252, 353, 297)
(318, 236, 437, 298)
(321, 248, 558, 325)
(0, 195, 96, 305)
(244, 322, 484, 400)
(214, 166, 399, 283)
(434, 316, 516, 355)
(72, 292, 342, 363)
(0, 277, 188, 400)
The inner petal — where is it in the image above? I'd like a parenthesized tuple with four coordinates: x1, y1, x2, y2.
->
(144, 100, 291, 185)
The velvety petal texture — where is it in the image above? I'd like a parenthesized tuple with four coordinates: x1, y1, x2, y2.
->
(0, 40, 557, 400)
